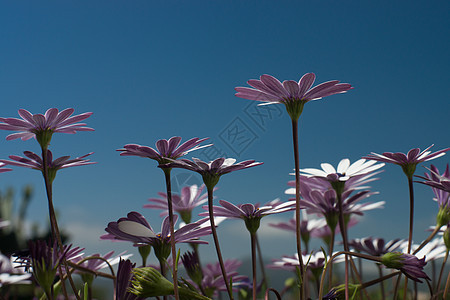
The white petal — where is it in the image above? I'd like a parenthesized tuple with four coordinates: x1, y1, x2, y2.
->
(118, 221, 156, 237)
(320, 163, 336, 175)
(337, 159, 350, 174)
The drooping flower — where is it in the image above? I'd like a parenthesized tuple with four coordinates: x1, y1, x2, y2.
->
(145, 184, 209, 223)
(235, 73, 353, 120)
(380, 252, 430, 282)
(101, 212, 212, 261)
(0, 108, 93, 148)
(404, 238, 447, 263)
(363, 145, 450, 178)
(118, 137, 210, 165)
(164, 157, 262, 189)
(0, 150, 95, 183)
(348, 237, 404, 257)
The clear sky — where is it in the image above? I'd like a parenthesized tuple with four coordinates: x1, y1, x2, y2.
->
(1, 0, 449, 269)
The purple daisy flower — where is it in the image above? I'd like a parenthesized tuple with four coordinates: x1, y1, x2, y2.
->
(235, 73, 353, 120)
(418, 164, 450, 194)
(70, 251, 132, 274)
(363, 145, 450, 178)
(380, 252, 430, 283)
(0, 150, 95, 183)
(101, 212, 212, 261)
(201, 259, 248, 297)
(348, 237, 404, 257)
(268, 251, 344, 272)
(144, 184, 209, 223)
(200, 199, 295, 234)
(0, 108, 93, 147)
(164, 157, 262, 189)
(118, 136, 210, 165)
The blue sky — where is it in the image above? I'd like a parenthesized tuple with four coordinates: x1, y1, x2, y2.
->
(1, 1, 450, 268)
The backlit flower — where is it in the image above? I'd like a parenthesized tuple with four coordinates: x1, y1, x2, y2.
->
(301, 158, 384, 183)
(200, 199, 295, 234)
(201, 259, 248, 297)
(116, 259, 143, 300)
(0, 108, 93, 147)
(235, 73, 352, 120)
(0, 150, 95, 183)
(364, 145, 450, 178)
(102, 212, 212, 261)
(144, 184, 208, 223)
(164, 157, 262, 189)
(118, 137, 210, 165)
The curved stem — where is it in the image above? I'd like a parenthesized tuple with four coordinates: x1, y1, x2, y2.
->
(291, 119, 305, 300)
(163, 169, 179, 300)
(250, 232, 257, 300)
(207, 187, 234, 300)
(444, 267, 450, 300)
(377, 264, 385, 300)
(264, 288, 282, 300)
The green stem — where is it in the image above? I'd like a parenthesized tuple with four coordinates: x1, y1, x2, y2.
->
(328, 228, 335, 290)
(163, 168, 179, 300)
(291, 119, 305, 300)
(250, 232, 257, 300)
(436, 250, 449, 295)
(207, 187, 233, 300)
(41, 147, 80, 300)
(404, 176, 415, 300)
(255, 234, 268, 290)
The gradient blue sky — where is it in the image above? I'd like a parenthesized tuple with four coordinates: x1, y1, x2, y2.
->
(1, 1, 449, 266)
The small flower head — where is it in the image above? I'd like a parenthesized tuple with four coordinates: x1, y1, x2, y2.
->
(0, 108, 93, 148)
(145, 184, 208, 224)
(116, 259, 142, 300)
(380, 252, 430, 282)
(181, 251, 203, 286)
(164, 157, 262, 189)
(235, 73, 352, 121)
(200, 199, 295, 234)
(118, 137, 210, 165)
(0, 150, 95, 183)
(364, 145, 450, 178)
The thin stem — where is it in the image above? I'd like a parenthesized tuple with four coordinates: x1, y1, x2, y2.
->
(336, 192, 349, 300)
(264, 288, 282, 300)
(159, 259, 168, 300)
(413, 225, 441, 255)
(436, 250, 449, 295)
(444, 268, 450, 300)
(291, 119, 305, 300)
(404, 177, 415, 299)
(163, 169, 179, 300)
(41, 148, 80, 300)
(328, 228, 336, 290)
(250, 232, 257, 300)
(255, 233, 268, 290)
(407, 177, 415, 254)
(207, 187, 234, 300)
